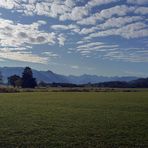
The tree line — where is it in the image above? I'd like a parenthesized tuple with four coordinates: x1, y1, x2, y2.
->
(8, 67, 37, 88)
(0, 67, 148, 88)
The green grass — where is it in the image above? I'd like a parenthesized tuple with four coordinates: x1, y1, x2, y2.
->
(0, 92, 148, 147)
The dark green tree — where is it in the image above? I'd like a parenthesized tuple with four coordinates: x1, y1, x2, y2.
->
(8, 75, 22, 87)
(22, 67, 37, 88)
(0, 71, 3, 84)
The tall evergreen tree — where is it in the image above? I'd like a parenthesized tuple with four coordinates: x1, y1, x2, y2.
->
(0, 71, 3, 84)
(22, 67, 37, 88)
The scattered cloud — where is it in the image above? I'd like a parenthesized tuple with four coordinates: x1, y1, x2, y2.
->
(0, 48, 48, 64)
(51, 24, 80, 33)
(0, 0, 147, 66)
(127, 0, 148, 5)
(98, 16, 143, 29)
(71, 65, 79, 69)
(57, 34, 66, 46)
(86, 0, 119, 8)
(42, 52, 59, 58)
(0, 17, 63, 64)
(85, 22, 148, 39)
(77, 5, 135, 25)
(104, 48, 148, 62)
(74, 41, 118, 58)
(0, 18, 58, 47)
(79, 27, 97, 35)
(135, 7, 148, 15)
(0, 0, 19, 9)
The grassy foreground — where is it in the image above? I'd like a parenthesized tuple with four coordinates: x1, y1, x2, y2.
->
(0, 92, 148, 147)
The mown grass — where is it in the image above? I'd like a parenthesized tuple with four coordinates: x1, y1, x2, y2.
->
(0, 92, 148, 147)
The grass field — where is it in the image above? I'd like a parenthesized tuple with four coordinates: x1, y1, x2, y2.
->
(0, 92, 148, 147)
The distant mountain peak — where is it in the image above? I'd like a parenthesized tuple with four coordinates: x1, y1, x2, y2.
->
(0, 67, 141, 84)
(47, 70, 54, 74)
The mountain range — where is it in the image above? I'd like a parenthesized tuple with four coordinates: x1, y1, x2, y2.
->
(0, 67, 140, 84)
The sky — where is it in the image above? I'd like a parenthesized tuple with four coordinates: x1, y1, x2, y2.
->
(0, 0, 148, 76)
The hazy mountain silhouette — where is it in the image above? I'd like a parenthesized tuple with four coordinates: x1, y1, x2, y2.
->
(0, 67, 139, 84)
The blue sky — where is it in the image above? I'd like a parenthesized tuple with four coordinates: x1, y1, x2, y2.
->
(0, 0, 148, 76)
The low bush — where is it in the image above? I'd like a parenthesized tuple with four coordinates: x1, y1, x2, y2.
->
(0, 86, 19, 93)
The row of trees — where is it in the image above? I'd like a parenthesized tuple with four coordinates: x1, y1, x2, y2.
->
(8, 67, 37, 88)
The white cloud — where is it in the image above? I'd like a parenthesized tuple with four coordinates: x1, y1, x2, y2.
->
(50, 2, 71, 18)
(51, 24, 81, 35)
(0, 0, 120, 22)
(0, 0, 75, 20)
(86, 22, 148, 39)
(77, 5, 135, 25)
(98, 5, 135, 18)
(42, 52, 59, 58)
(98, 16, 143, 29)
(0, 0, 71, 19)
(76, 42, 118, 56)
(0, 18, 58, 47)
(116, 22, 148, 39)
(104, 48, 148, 62)
(0, 48, 48, 64)
(60, 6, 89, 21)
(71, 65, 79, 69)
(79, 27, 97, 35)
(0, 18, 64, 63)
(75, 42, 148, 62)
(0, 0, 147, 65)
(57, 34, 66, 46)
(0, 0, 120, 26)
(86, 0, 118, 8)
(77, 42, 105, 49)
(65, 0, 75, 8)
(0, 0, 19, 9)
(135, 7, 148, 15)
(77, 13, 101, 25)
(51, 24, 79, 31)
(78, 16, 143, 35)
(127, 0, 148, 5)
(33, 2, 51, 16)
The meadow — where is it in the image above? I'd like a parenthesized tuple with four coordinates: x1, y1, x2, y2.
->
(0, 91, 148, 147)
